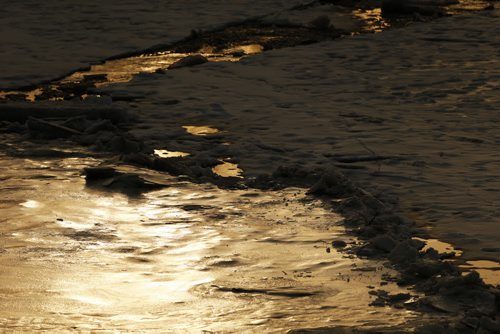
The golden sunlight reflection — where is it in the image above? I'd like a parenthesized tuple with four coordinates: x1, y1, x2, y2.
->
(62, 46, 258, 88)
(183, 125, 220, 136)
(351, 8, 390, 33)
(446, 0, 495, 14)
(0, 88, 43, 102)
(0, 153, 417, 331)
(1, 43, 263, 100)
(461, 260, 500, 286)
(414, 237, 499, 285)
(62, 53, 191, 85)
(55, 219, 92, 230)
(154, 149, 190, 158)
(20, 200, 41, 209)
(413, 237, 463, 257)
(69, 294, 111, 306)
(212, 160, 243, 178)
(223, 44, 264, 55)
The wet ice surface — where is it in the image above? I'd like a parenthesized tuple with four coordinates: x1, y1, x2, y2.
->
(2, 1, 495, 102)
(153, 149, 190, 158)
(1, 0, 493, 88)
(0, 142, 415, 332)
(62, 49, 255, 87)
(2, 11, 498, 289)
(0, 4, 498, 331)
(94, 11, 500, 274)
(182, 125, 220, 136)
(0, 0, 307, 89)
(212, 160, 244, 178)
(0, 2, 404, 101)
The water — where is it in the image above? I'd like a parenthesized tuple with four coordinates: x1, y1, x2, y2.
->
(0, 137, 416, 331)
(0, 2, 498, 330)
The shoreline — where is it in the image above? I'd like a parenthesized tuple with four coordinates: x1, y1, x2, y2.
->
(1, 102, 498, 332)
(1, 1, 499, 332)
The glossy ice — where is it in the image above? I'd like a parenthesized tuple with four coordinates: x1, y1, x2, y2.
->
(182, 125, 220, 136)
(414, 237, 499, 285)
(154, 149, 190, 158)
(212, 160, 243, 178)
(0, 145, 416, 332)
